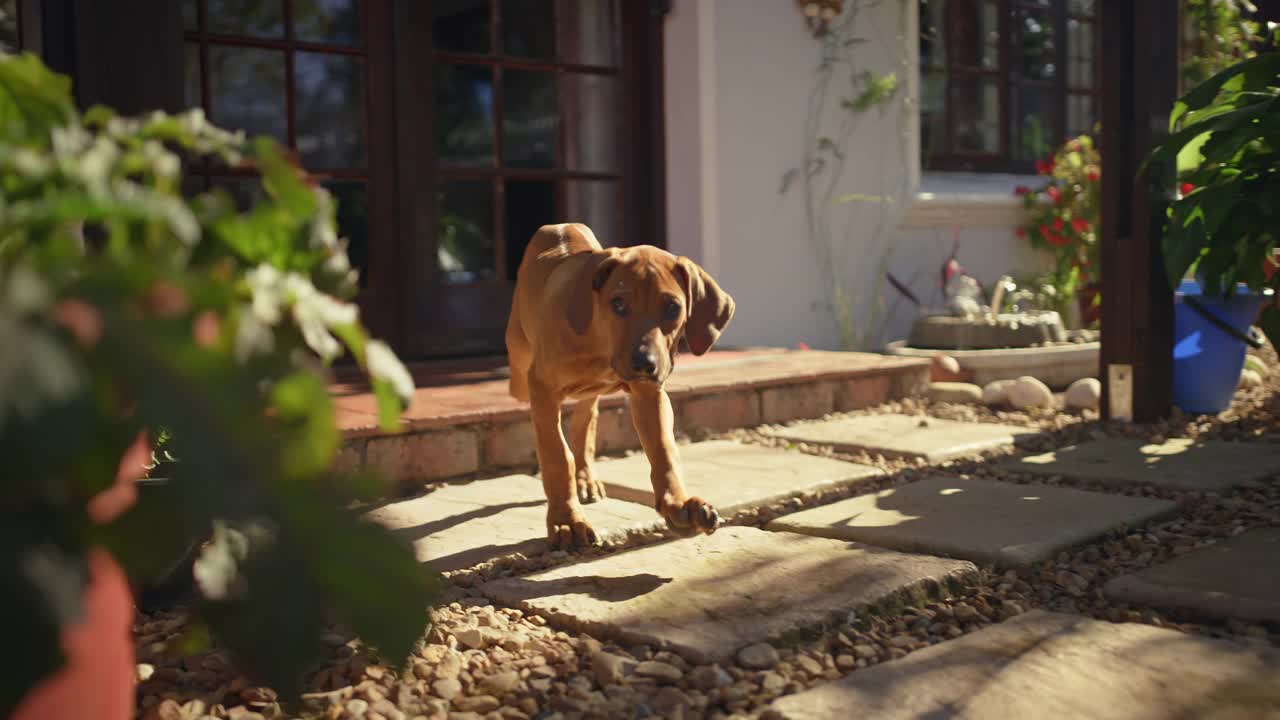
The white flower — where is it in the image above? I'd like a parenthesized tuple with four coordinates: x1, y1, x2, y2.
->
(244, 264, 285, 325)
(365, 339, 413, 407)
(233, 308, 274, 362)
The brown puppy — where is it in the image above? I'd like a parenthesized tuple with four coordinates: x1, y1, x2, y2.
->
(506, 223, 735, 549)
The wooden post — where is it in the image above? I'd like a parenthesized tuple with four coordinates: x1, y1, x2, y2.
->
(1099, 0, 1180, 422)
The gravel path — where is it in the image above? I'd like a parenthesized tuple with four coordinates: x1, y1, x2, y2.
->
(134, 350, 1280, 720)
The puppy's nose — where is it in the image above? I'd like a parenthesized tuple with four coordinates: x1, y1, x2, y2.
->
(631, 348, 658, 376)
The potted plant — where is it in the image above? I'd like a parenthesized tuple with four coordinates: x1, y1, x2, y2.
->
(1014, 134, 1102, 327)
(1, 52, 438, 718)
(1147, 35, 1280, 414)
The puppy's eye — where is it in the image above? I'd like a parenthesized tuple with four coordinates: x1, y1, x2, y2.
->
(664, 301, 682, 322)
(611, 297, 627, 316)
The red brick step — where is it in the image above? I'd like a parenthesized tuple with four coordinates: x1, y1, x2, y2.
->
(334, 349, 927, 488)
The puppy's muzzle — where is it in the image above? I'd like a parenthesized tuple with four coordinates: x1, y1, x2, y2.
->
(630, 348, 659, 378)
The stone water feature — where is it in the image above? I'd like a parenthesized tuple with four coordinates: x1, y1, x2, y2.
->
(886, 274, 1100, 390)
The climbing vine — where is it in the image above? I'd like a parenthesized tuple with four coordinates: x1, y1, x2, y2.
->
(780, 0, 909, 350)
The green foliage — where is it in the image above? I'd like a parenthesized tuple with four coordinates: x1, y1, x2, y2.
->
(1148, 38, 1280, 348)
(1014, 134, 1102, 322)
(0, 52, 436, 712)
(1181, 0, 1265, 89)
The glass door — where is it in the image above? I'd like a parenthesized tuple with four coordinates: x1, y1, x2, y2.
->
(407, 0, 635, 357)
(181, 0, 401, 346)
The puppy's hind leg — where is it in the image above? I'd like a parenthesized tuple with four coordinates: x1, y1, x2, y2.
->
(568, 396, 607, 503)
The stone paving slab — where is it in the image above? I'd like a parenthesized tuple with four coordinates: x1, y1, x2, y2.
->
(766, 476, 1175, 568)
(769, 610, 1280, 720)
(479, 526, 976, 664)
(1000, 437, 1280, 492)
(762, 414, 1039, 462)
(595, 440, 882, 514)
(363, 475, 662, 572)
(1105, 527, 1280, 623)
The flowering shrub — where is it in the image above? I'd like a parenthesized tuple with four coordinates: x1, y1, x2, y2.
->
(1014, 134, 1102, 320)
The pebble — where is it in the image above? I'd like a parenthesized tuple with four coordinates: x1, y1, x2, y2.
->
(1065, 377, 1101, 411)
(852, 644, 878, 660)
(982, 379, 1016, 406)
(432, 678, 462, 700)
(455, 628, 487, 650)
(930, 354, 963, 381)
(635, 660, 683, 683)
(759, 672, 786, 693)
(953, 603, 980, 622)
(1239, 369, 1263, 389)
(690, 664, 733, 690)
(345, 698, 370, 716)
(793, 655, 824, 676)
(888, 635, 915, 649)
(928, 382, 983, 404)
(454, 695, 501, 713)
(592, 651, 636, 686)
(1007, 376, 1054, 408)
(736, 643, 780, 670)
(480, 670, 521, 695)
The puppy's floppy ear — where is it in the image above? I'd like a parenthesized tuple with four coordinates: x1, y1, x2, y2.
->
(675, 258, 735, 355)
(566, 250, 620, 335)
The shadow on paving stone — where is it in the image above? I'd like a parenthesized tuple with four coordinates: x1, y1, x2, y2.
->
(1000, 437, 1280, 493)
(479, 527, 976, 663)
(769, 610, 1280, 720)
(363, 474, 663, 572)
(767, 476, 1176, 568)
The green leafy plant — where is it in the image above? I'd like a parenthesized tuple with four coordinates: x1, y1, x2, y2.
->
(1013, 133, 1102, 321)
(1181, 0, 1265, 89)
(0, 51, 437, 712)
(1149, 38, 1280, 345)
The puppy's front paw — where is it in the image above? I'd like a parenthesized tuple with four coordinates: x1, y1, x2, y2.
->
(576, 468, 608, 504)
(547, 505, 599, 550)
(658, 495, 720, 537)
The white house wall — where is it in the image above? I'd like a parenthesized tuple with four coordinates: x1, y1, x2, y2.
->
(664, 0, 1047, 351)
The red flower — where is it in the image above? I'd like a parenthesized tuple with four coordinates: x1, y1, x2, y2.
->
(1039, 224, 1051, 240)
(1047, 233, 1069, 247)
(1053, 217, 1064, 232)
(1046, 185, 1062, 204)
(1180, 182, 1195, 195)
(1015, 227, 1027, 238)
(1072, 217, 1090, 233)
(1013, 185, 1031, 196)
(1035, 157, 1056, 175)
(1086, 167, 1101, 182)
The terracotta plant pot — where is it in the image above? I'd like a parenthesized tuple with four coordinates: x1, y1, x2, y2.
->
(10, 433, 150, 720)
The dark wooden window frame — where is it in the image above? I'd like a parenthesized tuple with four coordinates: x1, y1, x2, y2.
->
(430, 0, 629, 291)
(393, 0, 666, 358)
(922, 0, 1101, 174)
(180, 0, 401, 347)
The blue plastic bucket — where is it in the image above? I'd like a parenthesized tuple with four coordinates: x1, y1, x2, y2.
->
(1172, 279, 1264, 414)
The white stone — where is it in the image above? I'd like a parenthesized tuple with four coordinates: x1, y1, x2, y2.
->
(927, 382, 983, 404)
(930, 354, 961, 380)
(981, 379, 1015, 406)
(1006, 376, 1053, 408)
(1239, 369, 1263, 389)
(1064, 377, 1101, 411)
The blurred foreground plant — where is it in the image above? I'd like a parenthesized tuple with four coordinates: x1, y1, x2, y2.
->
(0, 51, 436, 712)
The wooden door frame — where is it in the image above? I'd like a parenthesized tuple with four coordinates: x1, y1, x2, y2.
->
(391, 0, 669, 360)
(1098, 0, 1179, 421)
